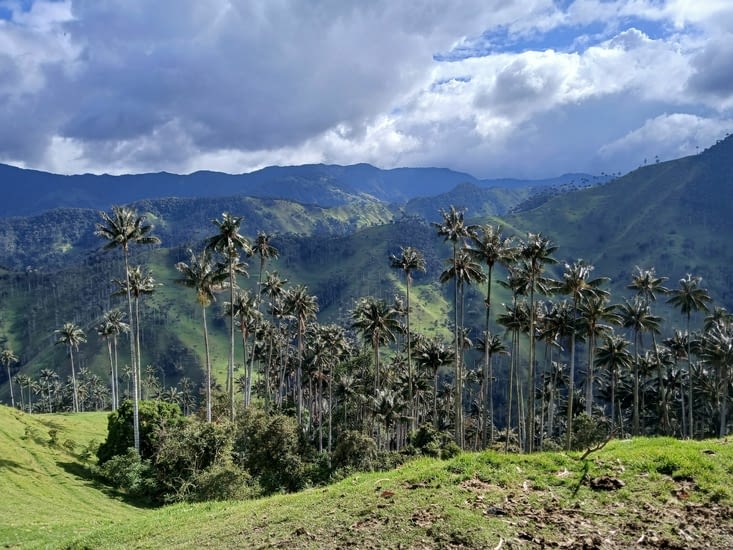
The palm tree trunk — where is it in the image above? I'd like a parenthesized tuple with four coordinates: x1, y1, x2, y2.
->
(202, 304, 212, 423)
(106, 339, 116, 411)
(565, 304, 577, 450)
(6, 364, 15, 409)
(228, 261, 236, 420)
(123, 249, 140, 452)
(686, 315, 694, 439)
(69, 345, 78, 413)
(406, 276, 415, 431)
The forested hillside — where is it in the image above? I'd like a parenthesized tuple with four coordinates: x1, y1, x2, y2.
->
(1, 136, 733, 461)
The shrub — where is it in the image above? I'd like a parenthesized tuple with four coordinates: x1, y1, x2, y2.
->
(97, 399, 184, 464)
(332, 430, 378, 472)
(97, 448, 158, 501)
(234, 409, 306, 494)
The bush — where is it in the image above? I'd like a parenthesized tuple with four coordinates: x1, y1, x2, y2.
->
(410, 423, 460, 459)
(154, 419, 250, 502)
(570, 413, 610, 451)
(97, 400, 184, 464)
(332, 430, 377, 472)
(97, 448, 158, 501)
(234, 409, 306, 494)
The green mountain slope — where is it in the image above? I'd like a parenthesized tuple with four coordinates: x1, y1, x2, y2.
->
(0, 406, 142, 548)
(504, 135, 733, 306)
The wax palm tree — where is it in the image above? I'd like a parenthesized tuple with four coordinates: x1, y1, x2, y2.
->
(95, 206, 160, 450)
(247, 233, 278, 394)
(475, 331, 508, 446)
(439, 248, 485, 445)
(1, 348, 18, 408)
(667, 274, 711, 438)
(434, 206, 475, 446)
(175, 249, 227, 422)
(414, 336, 455, 429)
(467, 224, 514, 445)
(114, 265, 158, 404)
(227, 289, 261, 409)
(556, 259, 608, 449)
(351, 296, 401, 395)
(55, 323, 86, 413)
(628, 266, 672, 432)
(595, 333, 633, 431)
(14, 374, 30, 412)
(96, 310, 129, 411)
(390, 245, 426, 430)
(700, 320, 733, 437)
(206, 212, 250, 420)
(617, 298, 661, 435)
(578, 294, 619, 415)
(517, 233, 557, 451)
(283, 285, 318, 427)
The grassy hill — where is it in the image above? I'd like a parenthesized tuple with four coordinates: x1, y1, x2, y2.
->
(2, 406, 732, 548)
(0, 406, 142, 548)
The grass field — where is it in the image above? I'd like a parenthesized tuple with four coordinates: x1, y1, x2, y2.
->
(2, 405, 732, 549)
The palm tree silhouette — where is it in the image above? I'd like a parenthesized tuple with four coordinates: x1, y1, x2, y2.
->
(206, 212, 250, 420)
(55, 323, 86, 413)
(95, 206, 160, 450)
(667, 274, 711, 438)
(1, 348, 18, 409)
(176, 249, 227, 422)
(390, 245, 426, 431)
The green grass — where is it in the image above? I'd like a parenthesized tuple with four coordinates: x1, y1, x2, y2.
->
(0, 406, 143, 549)
(4, 402, 730, 549)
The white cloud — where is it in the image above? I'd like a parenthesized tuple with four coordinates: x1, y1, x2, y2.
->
(0, 0, 731, 178)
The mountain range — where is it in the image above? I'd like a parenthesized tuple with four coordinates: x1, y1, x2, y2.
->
(0, 133, 731, 401)
(0, 161, 606, 218)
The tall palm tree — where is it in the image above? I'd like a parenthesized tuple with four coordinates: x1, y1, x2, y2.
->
(97, 312, 125, 411)
(556, 259, 608, 449)
(415, 336, 455, 429)
(1, 348, 18, 408)
(434, 206, 474, 447)
(439, 248, 485, 446)
(283, 285, 318, 427)
(247, 233, 278, 396)
(700, 319, 733, 437)
(667, 274, 711, 438)
(617, 297, 661, 435)
(175, 249, 227, 422)
(578, 294, 619, 415)
(95, 206, 160, 451)
(390, 245, 426, 431)
(475, 331, 508, 446)
(467, 224, 514, 446)
(114, 265, 158, 404)
(351, 296, 401, 395)
(629, 266, 670, 433)
(206, 212, 250, 420)
(518, 233, 557, 452)
(55, 323, 86, 413)
(227, 289, 261, 409)
(595, 333, 633, 431)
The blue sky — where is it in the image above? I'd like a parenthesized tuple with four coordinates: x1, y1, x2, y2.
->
(0, 0, 731, 178)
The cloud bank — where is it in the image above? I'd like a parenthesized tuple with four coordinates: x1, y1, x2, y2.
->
(0, 0, 731, 178)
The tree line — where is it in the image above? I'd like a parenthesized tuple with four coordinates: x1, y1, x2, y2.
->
(2, 203, 732, 464)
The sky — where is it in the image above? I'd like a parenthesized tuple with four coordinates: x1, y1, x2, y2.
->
(0, 0, 732, 179)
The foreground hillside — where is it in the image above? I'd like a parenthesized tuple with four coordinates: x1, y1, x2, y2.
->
(0, 407, 142, 548)
(2, 407, 732, 549)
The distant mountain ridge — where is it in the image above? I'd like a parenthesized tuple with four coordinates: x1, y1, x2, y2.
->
(0, 161, 603, 217)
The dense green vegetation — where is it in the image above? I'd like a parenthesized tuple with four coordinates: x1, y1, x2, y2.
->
(2, 138, 733, 547)
(2, 405, 732, 549)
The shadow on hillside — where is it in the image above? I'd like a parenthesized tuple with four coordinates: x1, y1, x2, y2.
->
(56, 460, 158, 509)
(0, 457, 27, 472)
